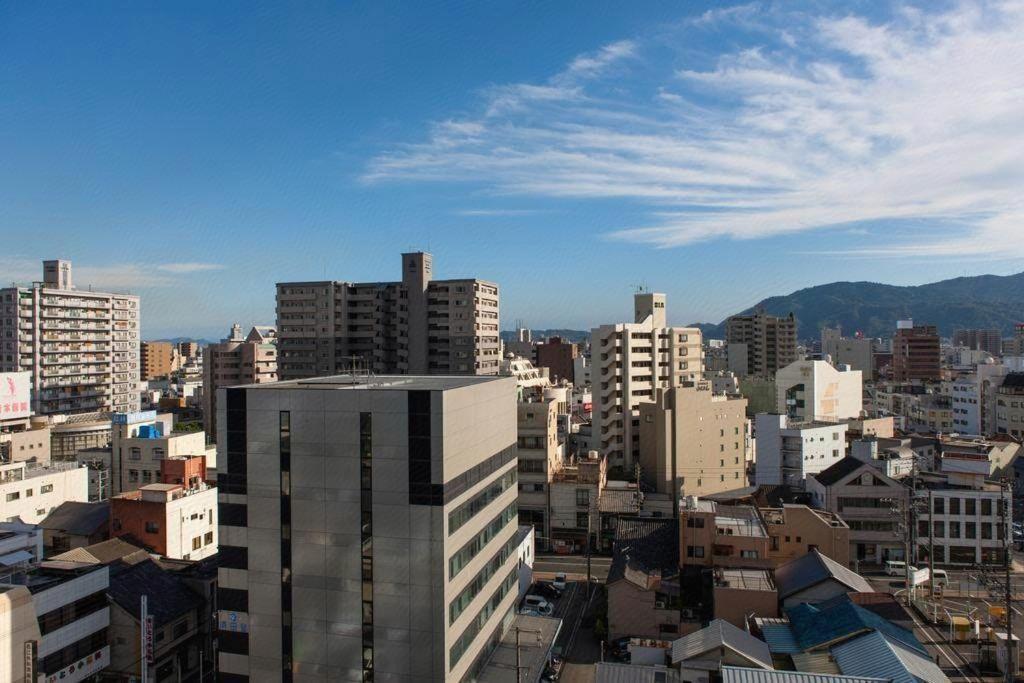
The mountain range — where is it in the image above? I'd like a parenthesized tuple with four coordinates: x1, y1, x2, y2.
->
(692, 271, 1024, 340)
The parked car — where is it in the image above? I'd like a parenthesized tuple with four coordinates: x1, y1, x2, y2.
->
(533, 582, 562, 600)
(609, 637, 631, 661)
(552, 572, 568, 591)
(519, 608, 542, 617)
(523, 595, 554, 616)
(541, 656, 564, 682)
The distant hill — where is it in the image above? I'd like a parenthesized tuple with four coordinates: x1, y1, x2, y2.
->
(692, 272, 1024, 340)
(500, 329, 589, 344)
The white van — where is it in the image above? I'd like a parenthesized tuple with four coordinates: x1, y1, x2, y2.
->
(885, 560, 906, 576)
(523, 595, 553, 616)
(932, 569, 948, 586)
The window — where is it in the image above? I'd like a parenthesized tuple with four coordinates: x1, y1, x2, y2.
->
(949, 498, 961, 515)
(576, 489, 590, 507)
(40, 484, 53, 494)
(686, 545, 705, 558)
(25, 489, 32, 497)
(129, 447, 141, 461)
(576, 511, 589, 528)
(205, 531, 214, 545)
(5, 492, 19, 502)
(982, 499, 992, 516)
(740, 550, 758, 559)
(193, 537, 202, 551)
(145, 521, 159, 534)
(686, 517, 704, 528)
(934, 497, 945, 514)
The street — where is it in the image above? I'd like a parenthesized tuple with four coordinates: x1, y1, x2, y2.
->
(534, 554, 612, 583)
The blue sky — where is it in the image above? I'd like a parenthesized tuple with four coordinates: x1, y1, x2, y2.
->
(2, 1, 1022, 339)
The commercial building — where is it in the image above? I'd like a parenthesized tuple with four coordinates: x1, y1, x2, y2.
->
(548, 451, 606, 553)
(275, 251, 500, 379)
(638, 382, 748, 499)
(591, 293, 703, 470)
(1, 561, 111, 683)
(535, 337, 578, 384)
(0, 461, 89, 524)
(0, 373, 51, 463)
(754, 415, 848, 487)
(49, 413, 112, 462)
(0, 260, 140, 416)
(775, 360, 862, 423)
(110, 411, 210, 495)
(515, 397, 560, 545)
(953, 328, 1002, 356)
(806, 457, 908, 564)
(215, 373, 518, 681)
(995, 373, 1024, 438)
(725, 311, 798, 378)
(110, 456, 217, 560)
(892, 321, 940, 382)
(203, 324, 278, 442)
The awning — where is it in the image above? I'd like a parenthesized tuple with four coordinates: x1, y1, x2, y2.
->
(0, 550, 34, 566)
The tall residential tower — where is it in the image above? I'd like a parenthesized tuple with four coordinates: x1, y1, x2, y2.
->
(0, 260, 140, 416)
(275, 252, 500, 380)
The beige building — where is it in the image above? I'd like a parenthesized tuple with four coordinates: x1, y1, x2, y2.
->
(0, 260, 140, 416)
(216, 373, 519, 682)
(203, 324, 278, 442)
(549, 451, 606, 552)
(276, 251, 500, 379)
(0, 585, 43, 683)
(140, 340, 176, 380)
(0, 460, 89, 524)
(591, 293, 703, 470)
(775, 360, 862, 423)
(725, 311, 797, 378)
(821, 328, 874, 380)
(639, 381, 748, 499)
(995, 373, 1024, 438)
(110, 411, 209, 494)
(516, 397, 559, 544)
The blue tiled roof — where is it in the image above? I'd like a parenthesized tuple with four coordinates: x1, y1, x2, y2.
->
(785, 595, 925, 654)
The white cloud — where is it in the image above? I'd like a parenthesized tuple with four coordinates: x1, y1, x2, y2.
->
(365, 1, 1024, 259)
(0, 257, 225, 290)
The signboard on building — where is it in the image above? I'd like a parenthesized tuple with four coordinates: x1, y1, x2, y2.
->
(0, 372, 30, 421)
(144, 615, 154, 664)
(24, 640, 36, 682)
(112, 410, 157, 425)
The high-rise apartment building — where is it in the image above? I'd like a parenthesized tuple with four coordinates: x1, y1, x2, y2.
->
(0, 260, 140, 416)
(216, 373, 518, 681)
(140, 340, 176, 380)
(203, 324, 278, 441)
(725, 311, 798, 378)
(953, 328, 1002, 356)
(638, 381, 748, 498)
(275, 252, 500, 380)
(892, 320, 941, 382)
(591, 293, 703, 470)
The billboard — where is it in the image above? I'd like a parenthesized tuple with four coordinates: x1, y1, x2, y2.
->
(0, 372, 30, 420)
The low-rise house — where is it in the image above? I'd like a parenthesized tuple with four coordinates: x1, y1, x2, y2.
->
(712, 568, 778, 628)
(805, 458, 908, 565)
(39, 501, 109, 555)
(773, 549, 873, 609)
(669, 619, 773, 682)
(106, 559, 205, 682)
(760, 506, 850, 567)
(607, 518, 681, 641)
(549, 451, 605, 552)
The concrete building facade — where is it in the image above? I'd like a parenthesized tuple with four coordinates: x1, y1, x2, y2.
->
(140, 341, 176, 380)
(953, 328, 1002, 356)
(515, 398, 559, 545)
(203, 324, 278, 442)
(725, 311, 797, 378)
(754, 415, 847, 487)
(215, 373, 519, 682)
(0, 461, 89, 524)
(0, 260, 140, 416)
(638, 382, 748, 499)
(892, 321, 941, 382)
(591, 293, 703, 470)
(110, 411, 208, 495)
(275, 252, 500, 380)
(535, 337, 578, 385)
(775, 360, 862, 423)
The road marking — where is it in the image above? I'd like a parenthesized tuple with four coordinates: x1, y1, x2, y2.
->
(906, 604, 977, 683)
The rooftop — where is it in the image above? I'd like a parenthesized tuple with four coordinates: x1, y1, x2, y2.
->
(720, 667, 888, 683)
(671, 619, 773, 670)
(476, 614, 561, 683)
(39, 501, 110, 536)
(608, 517, 680, 586)
(2, 560, 105, 594)
(241, 374, 510, 392)
(107, 559, 204, 627)
(774, 550, 873, 600)
(715, 568, 775, 592)
(713, 505, 767, 538)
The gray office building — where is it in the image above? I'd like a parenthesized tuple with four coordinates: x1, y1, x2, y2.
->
(216, 373, 519, 682)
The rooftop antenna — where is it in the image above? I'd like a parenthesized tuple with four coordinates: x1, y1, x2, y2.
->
(631, 282, 648, 294)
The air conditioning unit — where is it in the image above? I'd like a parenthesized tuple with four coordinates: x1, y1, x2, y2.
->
(655, 600, 666, 609)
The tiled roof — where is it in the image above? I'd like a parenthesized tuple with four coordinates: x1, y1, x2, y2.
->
(670, 619, 772, 670)
(756, 619, 801, 654)
(599, 489, 642, 513)
(51, 537, 149, 565)
(774, 550, 873, 600)
(107, 559, 203, 628)
(832, 631, 949, 683)
(811, 458, 870, 487)
(39, 502, 109, 537)
(607, 517, 679, 585)
(785, 595, 925, 654)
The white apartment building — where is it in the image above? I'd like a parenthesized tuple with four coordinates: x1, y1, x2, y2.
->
(591, 293, 703, 470)
(0, 461, 89, 524)
(110, 411, 209, 494)
(0, 260, 140, 416)
(754, 414, 848, 487)
(775, 360, 862, 423)
(916, 478, 1012, 566)
(111, 481, 218, 560)
(216, 373, 519, 682)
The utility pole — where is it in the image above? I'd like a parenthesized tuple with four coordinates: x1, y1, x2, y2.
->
(515, 626, 522, 683)
(929, 489, 935, 599)
(1002, 478, 1015, 683)
(586, 497, 594, 598)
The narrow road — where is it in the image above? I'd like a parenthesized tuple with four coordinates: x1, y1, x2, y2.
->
(535, 554, 612, 582)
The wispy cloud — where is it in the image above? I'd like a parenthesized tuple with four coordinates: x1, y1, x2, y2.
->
(455, 209, 548, 217)
(156, 262, 225, 274)
(365, 1, 1024, 258)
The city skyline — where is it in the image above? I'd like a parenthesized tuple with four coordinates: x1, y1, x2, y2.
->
(3, 1, 1023, 338)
